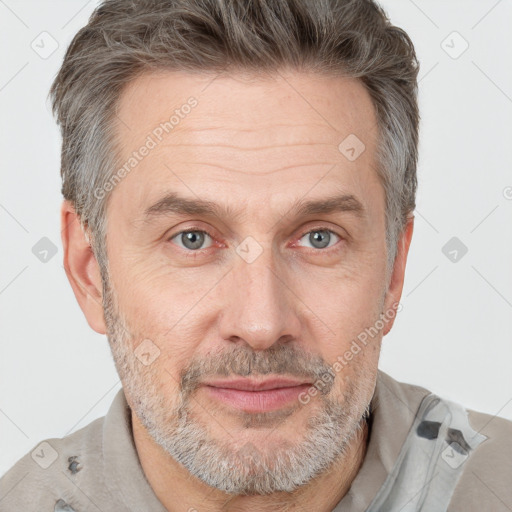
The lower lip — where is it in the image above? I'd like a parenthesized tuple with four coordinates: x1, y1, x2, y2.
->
(203, 384, 311, 413)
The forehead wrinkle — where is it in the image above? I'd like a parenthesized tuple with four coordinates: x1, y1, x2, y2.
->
(153, 142, 336, 151)
(172, 122, 334, 134)
(132, 118, 349, 153)
(169, 161, 340, 176)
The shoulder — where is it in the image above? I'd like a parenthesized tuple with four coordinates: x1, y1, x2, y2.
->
(0, 415, 105, 511)
(449, 407, 512, 511)
(376, 371, 512, 510)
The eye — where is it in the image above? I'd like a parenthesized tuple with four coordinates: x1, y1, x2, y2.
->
(170, 230, 214, 251)
(297, 228, 341, 250)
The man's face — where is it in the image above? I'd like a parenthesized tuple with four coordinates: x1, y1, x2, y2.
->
(102, 70, 392, 494)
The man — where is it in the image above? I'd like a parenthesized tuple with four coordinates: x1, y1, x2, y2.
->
(1, 0, 510, 510)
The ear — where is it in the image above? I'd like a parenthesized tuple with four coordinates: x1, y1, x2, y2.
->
(61, 200, 106, 334)
(382, 215, 414, 336)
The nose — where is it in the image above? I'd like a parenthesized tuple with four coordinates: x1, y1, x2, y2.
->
(217, 248, 301, 351)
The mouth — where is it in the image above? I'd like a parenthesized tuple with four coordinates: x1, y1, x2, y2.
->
(200, 377, 312, 413)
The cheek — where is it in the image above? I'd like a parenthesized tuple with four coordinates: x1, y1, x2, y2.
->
(110, 265, 221, 381)
(311, 258, 385, 313)
(304, 269, 386, 362)
(112, 251, 215, 326)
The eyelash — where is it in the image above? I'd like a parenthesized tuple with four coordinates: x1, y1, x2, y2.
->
(168, 226, 344, 256)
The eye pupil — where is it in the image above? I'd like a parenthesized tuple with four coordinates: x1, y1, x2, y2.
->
(182, 231, 205, 250)
(309, 230, 330, 249)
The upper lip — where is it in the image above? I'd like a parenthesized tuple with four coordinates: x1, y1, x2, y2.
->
(202, 377, 311, 392)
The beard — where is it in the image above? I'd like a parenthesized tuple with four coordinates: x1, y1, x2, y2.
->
(101, 272, 374, 496)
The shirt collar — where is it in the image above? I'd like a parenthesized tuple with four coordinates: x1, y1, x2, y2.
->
(102, 387, 168, 511)
(333, 369, 430, 511)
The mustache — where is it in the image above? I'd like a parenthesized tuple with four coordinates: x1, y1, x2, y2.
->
(179, 343, 336, 396)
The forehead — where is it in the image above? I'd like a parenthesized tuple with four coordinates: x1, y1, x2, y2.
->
(116, 70, 377, 146)
(109, 70, 381, 225)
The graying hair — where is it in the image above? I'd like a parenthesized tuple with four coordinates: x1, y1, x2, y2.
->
(50, 0, 419, 279)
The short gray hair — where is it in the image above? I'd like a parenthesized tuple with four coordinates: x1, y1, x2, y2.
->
(50, 0, 420, 278)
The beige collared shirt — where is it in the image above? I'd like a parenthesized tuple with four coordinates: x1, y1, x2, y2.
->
(1, 369, 511, 511)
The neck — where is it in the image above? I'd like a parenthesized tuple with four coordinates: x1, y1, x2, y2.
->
(132, 412, 369, 512)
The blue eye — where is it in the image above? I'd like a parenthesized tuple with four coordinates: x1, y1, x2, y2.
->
(170, 230, 213, 251)
(168, 227, 343, 255)
(298, 229, 341, 250)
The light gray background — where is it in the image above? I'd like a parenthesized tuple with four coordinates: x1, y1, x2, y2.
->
(1, 0, 511, 477)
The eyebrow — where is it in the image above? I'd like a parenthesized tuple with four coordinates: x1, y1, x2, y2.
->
(142, 191, 366, 224)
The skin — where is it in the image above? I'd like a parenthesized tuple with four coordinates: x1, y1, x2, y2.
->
(61, 70, 414, 511)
